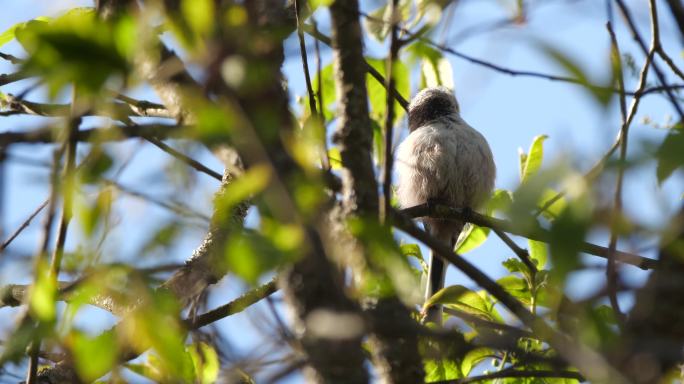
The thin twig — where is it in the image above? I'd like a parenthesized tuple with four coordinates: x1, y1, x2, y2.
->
(0, 95, 172, 120)
(0, 199, 49, 252)
(443, 307, 533, 338)
(294, 0, 318, 118)
(616, 0, 684, 120)
(142, 135, 222, 181)
(358, 8, 683, 100)
(606, 21, 627, 326)
(103, 179, 211, 222)
(312, 18, 330, 171)
(294, 1, 329, 171)
(0, 52, 23, 64)
(492, 228, 537, 275)
(381, 0, 400, 222)
(186, 279, 278, 329)
(303, 23, 410, 110)
(535, 15, 656, 220)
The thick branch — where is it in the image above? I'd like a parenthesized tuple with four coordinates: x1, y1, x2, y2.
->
(330, 0, 423, 382)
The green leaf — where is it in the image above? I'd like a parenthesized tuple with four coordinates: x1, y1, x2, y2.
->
(502, 258, 527, 274)
(425, 358, 461, 381)
(460, 348, 492, 376)
(422, 54, 454, 89)
(365, 4, 390, 42)
(455, 224, 490, 254)
(366, 58, 410, 123)
(188, 342, 220, 384)
(16, 9, 132, 96)
(537, 188, 567, 220)
(656, 128, 684, 183)
(401, 243, 426, 268)
(126, 362, 162, 382)
(77, 187, 113, 237)
(30, 261, 57, 322)
(181, 0, 214, 38)
(327, 147, 342, 170)
(0, 16, 50, 48)
(424, 284, 470, 309)
(428, 285, 499, 321)
(486, 188, 513, 214)
(224, 231, 286, 284)
(528, 239, 547, 269)
(69, 330, 119, 382)
(215, 165, 271, 215)
(497, 275, 531, 304)
(122, 290, 191, 380)
(310, 62, 335, 121)
(350, 218, 421, 303)
(540, 44, 614, 106)
(521, 135, 548, 182)
(594, 304, 617, 326)
(549, 203, 590, 285)
(309, 0, 334, 10)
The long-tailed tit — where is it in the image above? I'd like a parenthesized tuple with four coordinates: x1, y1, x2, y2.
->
(395, 86, 496, 324)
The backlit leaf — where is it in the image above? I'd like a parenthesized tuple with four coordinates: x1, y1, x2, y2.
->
(69, 330, 119, 382)
(521, 135, 548, 182)
(455, 224, 490, 254)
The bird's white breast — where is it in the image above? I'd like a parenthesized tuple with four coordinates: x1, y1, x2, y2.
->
(395, 116, 496, 210)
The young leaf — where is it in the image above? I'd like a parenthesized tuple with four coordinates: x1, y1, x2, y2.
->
(0, 16, 50, 48)
(528, 239, 548, 269)
(460, 348, 492, 376)
(455, 224, 490, 254)
(521, 135, 548, 182)
(188, 342, 220, 384)
(422, 55, 454, 89)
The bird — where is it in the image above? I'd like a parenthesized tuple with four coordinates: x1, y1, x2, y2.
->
(395, 86, 496, 324)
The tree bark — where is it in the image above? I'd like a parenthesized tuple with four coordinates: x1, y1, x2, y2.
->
(329, 0, 424, 382)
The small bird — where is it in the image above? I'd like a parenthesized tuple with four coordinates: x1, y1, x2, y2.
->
(395, 86, 496, 324)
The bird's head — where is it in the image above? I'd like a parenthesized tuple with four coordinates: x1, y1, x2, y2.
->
(407, 86, 460, 132)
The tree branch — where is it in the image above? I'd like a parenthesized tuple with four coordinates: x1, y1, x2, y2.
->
(401, 203, 658, 269)
(429, 366, 584, 384)
(330, 0, 423, 381)
(185, 278, 278, 329)
(0, 94, 173, 120)
(391, 207, 628, 383)
(0, 123, 184, 145)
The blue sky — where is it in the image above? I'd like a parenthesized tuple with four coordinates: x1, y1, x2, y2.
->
(1, 0, 683, 382)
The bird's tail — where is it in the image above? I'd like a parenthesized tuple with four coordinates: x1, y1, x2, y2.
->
(424, 220, 461, 325)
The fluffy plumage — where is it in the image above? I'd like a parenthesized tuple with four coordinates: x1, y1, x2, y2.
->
(395, 86, 496, 323)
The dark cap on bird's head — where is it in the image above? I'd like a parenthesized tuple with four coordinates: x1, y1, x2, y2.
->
(407, 86, 460, 132)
